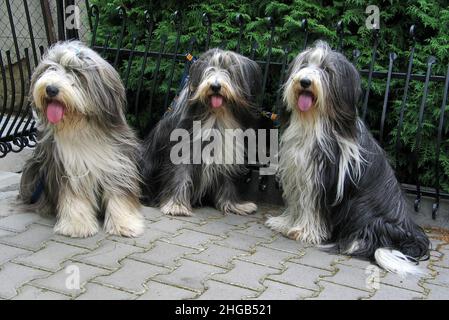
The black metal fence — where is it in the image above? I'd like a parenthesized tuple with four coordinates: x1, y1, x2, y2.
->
(0, 0, 90, 159)
(1, 2, 448, 220)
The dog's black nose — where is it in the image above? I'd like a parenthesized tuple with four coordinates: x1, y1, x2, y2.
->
(210, 82, 221, 93)
(46, 85, 59, 97)
(300, 78, 312, 88)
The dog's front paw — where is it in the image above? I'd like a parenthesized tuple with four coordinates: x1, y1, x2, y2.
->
(104, 213, 144, 238)
(220, 201, 257, 215)
(160, 200, 193, 216)
(265, 215, 291, 235)
(54, 218, 99, 238)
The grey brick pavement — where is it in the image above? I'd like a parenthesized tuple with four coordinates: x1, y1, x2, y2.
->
(0, 171, 449, 299)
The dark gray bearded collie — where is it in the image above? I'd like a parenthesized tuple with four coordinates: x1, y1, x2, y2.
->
(141, 48, 262, 217)
(19, 41, 144, 238)
(266, 41, 429, 277)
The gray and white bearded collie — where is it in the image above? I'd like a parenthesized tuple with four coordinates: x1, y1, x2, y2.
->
(266, 41, 429, 277)
(141, 48, 262, 217)
(19, 41, 144, 238)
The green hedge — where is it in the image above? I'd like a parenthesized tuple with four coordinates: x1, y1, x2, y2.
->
(89, 0, 449, 192)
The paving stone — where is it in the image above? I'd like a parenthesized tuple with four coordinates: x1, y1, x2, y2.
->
(52, 232, 107, 250)
(434, 244, 449, 269)
(154, 259, 225, 292)
(108, 224, 170, 248)
(309, 281, 369, 300)
(170, 206, 222, 224)
(235, 222, 278, 239)
(423, 283, 449, 300)
(291, 247, 345, 271)
(75, 283, 137, 300)
(0, 262, 50, 299)
(31, 261, 109, 297)
(380, 270, 427, 293)
(148, 218, 197, 234)
(12, 285, 70, 300)
(262, 236, 303, 254)
(0, 213, 40, 232)
(367, 284, 424, 300)
(197, 280, 255, 300)
(0, 224, 53, 251)
(94, 259, 169, 294)
(267, 262, 331, 291)
(252, 280, 313, 300)
(186, 220, 243, 237)
(138, 281, 197, 300)
(0, 172, 20, 191)
(0, 243, 31, 265)
(321, 264, 375, 293)
(237, 246, 296, 270)
(185, 244, 247, 269)
(130, 241, 198, 268)
(0, 229, 16, 237)
(141, 206, 165, 221)
(72, 240, 144, 270)
(14, 241, 88, 272)
(167, 229, 221, 250)
(336, 256, 374, 270)
(213, 232, 266, 252)
(219, 212, 261, 226)
(212, 260, 279, 291)
(35, 215, 57, 227)
(0, 191, 20, 217)
(427, 265, 449, 288)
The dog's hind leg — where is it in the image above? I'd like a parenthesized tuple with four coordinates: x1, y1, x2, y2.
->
(214, 176, 257, 215)
(54, 188, 99, 238)
(103, 192, 144, 237)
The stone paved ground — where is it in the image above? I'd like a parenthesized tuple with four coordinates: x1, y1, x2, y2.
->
(0, 170, 448, 300)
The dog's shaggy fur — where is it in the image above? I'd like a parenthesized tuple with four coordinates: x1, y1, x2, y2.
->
(19, 41, 144, 238)
(141, 48, 262, 217)
(266, 41, 430, 276)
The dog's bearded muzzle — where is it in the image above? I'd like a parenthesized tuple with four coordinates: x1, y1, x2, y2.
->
(292, 76, 317, 112)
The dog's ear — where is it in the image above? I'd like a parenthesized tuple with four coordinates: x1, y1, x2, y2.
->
(327, 53, 360, 137)
(91, 54, 127, 124)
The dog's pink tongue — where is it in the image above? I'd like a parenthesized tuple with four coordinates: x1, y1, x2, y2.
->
(46, 101, 64, 124)
(297, 93, 313, 112)
(211, 95, 223, 108)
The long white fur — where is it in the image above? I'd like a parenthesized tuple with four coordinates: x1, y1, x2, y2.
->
(374, 248, 428, 278)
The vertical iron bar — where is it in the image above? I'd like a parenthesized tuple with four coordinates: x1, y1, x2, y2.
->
(148, 36, 167, 119)
(432, 64, 449, 219)
(23, 0, 39, 67)
(235, 14, 244, 53)
(413, 55, 437, 212)
(0, 52, 16, 136)
(56, 0, 66, 41)
(5, 0, 26, 138)
(163, 11, 182, 111)
(202, 13, 212, 51)
(379, 52, 397, 146)
(395, 26, 416, 169)
(361, 29, 379, 122)
(274, 46, 291, 115)
(260, 17, 274, 108)
(336, 20, 344, 52)
(302, 19, 308, 49)
(89, 5, 99, 47)
(134, 12, 155, 121)
(123, 35, 138, 89)
(113, 6, 127, 68)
